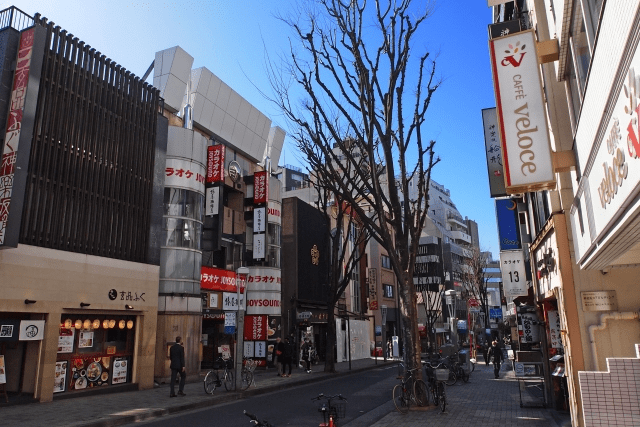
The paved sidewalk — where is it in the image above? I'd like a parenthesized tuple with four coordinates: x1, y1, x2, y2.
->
(368, 362, 573, 427)
(1, 357, 391, 427)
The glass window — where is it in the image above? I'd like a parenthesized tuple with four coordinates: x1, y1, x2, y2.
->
(584, 0, 603, 33)
(571, 2, 591, 95)
(384, 284, 394, 298)
(163, 217, 202, 250)
(160, 249, 202, 280)
(164, 188, 204, 220)
(566, 58, 582, 127)
(381, 255, 391, 270)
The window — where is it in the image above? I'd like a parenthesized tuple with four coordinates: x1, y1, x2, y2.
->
(384, 284, 394, 298)
(381, 255, 391, 270)
(267, 223, 281, 268)
(566, 0, 592, 126)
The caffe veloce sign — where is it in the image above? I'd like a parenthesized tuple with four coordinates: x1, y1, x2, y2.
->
(489, 30, 555, 194)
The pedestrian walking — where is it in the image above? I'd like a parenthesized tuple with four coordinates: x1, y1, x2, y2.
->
(487, 340, 504, 378)
(282, 337, 294, 377)
(169, 336, 186, 397)
(386, 339, 392, 359)
(301, 339, 312, 373)
(273, 337, 284, 376)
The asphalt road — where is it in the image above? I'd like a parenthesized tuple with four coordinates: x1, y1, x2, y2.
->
(124, 364, 399, 427)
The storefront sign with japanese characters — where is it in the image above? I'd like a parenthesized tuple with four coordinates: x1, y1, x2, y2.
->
(244, 315, 267, 340)
(253, 171, 268, 204)
(222, 292, 239, 310)
(246, 291, 281, 315)
(500, 250, 528, 297)
(581, 290, 618, 312)
(246, 267, 281, 292)
(547, 310, 562, 349)
(205, 187, 219, 216)
(207, 145, 225, 183)
(18, 320, 45, 341)
(165, 158, 205, 191)
(483, 107, 507, 197)
(254, 207, 266, 233)
(58, 327, 75, 353)
(201, 266, 243, 292)
(253, 233, 265, 259)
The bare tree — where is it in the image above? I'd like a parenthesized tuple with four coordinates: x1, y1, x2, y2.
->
(268, 0, 440, 374)
(459, 247, 491, 335)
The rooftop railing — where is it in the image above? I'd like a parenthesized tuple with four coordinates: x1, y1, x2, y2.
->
(0, 6, 33, 32)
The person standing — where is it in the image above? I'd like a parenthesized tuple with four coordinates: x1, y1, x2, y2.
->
(386, 339, 393, 359)
(273, 337, 284, 377)
(282, 337, 294, 377)
(301, 339, 312, 373)
(487, 340, 504, 379)
(169, 336, 186, 397)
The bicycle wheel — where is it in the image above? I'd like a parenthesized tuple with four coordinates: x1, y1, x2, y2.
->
(224, 370, 234, 391)
(413, 379, 429, 406)
(430, 382, 439, 407)
(392, 384, 410, 414)
(241, 369, 253, 391)
(438, 382, 446, 412)
(203, 370, 219, 394)
(461, 367, 469, 383)
(470, 360, 476, 373)
(444, 369, 457, 386)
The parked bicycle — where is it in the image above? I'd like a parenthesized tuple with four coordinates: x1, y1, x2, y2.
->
(243, 410, 274, 427)
(448, 354, 469, 383)
(424, 361, 448, 413)
(392, 363, 429, 414)
(312, 393, 347, 427)
(203, 356, 235, 393)
(242, 357, 257, 389)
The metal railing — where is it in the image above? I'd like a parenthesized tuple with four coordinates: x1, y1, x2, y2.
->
(0, 6, 33, 32)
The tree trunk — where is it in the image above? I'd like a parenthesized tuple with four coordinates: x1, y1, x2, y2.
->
(399, 271, 422, 378)
(325, 302, 337, 373)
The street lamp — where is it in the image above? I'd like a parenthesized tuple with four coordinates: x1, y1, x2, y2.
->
(445, 290, 457, 347)
(235, 266, 250, 391)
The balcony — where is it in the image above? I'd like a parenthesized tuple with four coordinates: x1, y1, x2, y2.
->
(447, 212, 466, 227)
(451, 230, 471, 244)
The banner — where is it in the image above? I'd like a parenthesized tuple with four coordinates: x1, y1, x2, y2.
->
(205, 187, 219, 216)
(201, 266, 243, 292)
(246, 291, 281, 315)
(495, 198, 521, 250)
(19, 320, 45, 341)
(489, 30, 555, 193)
(253, 171, 268, 204)
(244, 315, 267, 340)
(206, 145, 225, 183)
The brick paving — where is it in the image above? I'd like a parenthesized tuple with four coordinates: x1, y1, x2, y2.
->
(0, 358, 572, 427)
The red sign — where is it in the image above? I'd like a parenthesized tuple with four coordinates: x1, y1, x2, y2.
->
(200, 266, 244, 292)
(253, 171, 268, 204)
(206, 145, 225, 183)
(369, 301, 379, 310)
(244, 315, 267, 340)
(468, 298, 480, 307)
(1, 28, 35, 245)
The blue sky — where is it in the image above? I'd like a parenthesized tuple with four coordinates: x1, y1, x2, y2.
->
(6, 0, 501, 255)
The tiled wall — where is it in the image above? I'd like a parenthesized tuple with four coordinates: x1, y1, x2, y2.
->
(579, 353, 640, 426)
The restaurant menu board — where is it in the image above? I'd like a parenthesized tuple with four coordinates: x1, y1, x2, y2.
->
(53, 361, 67, 393)
(0, 355, 6, 384)
(58, 328, 75, 353)
(112, 357, 128, 384)
(68, 357, 112, 391)
(78, 331, 94, 348)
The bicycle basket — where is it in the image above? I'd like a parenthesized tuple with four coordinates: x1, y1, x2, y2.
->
(212, 359, 224, 370)
(224, 358, 234, 369)
(317, 401, 347, 419)
(435, 369, 450, 381)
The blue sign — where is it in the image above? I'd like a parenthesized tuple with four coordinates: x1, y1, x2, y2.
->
(495, 198, 521, 250)
(375, 326, 382, 336)
(490, 308, 503, 320)
(224, 326, 235, 335)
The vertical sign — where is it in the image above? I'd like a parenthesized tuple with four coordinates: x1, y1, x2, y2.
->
(495, 198, 521, 250)
(254, 207, 266, 233)
(500, 250, 528, 297)
(1, 28, 35, 245)
(547, 310, 562, 349)
(205, 187, 219, 216)
(224, 311, 236, 334)
(489, 30, 555, 193)
(253, 234, 266, 259)
(482, 107, 507, 197)
(253, 171, 268, 204)
(244, 341, 255, 358)
(206, 145, 225, 183)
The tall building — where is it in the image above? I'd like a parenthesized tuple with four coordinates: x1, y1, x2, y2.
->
(0, 9, 166, 401)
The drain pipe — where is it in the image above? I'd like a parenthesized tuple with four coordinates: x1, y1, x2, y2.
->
(589, 311, 640, 369)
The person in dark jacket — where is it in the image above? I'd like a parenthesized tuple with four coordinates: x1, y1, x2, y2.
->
(487, 340, 504, 378)
(282, 337, 294, 377)
(169, 336, 186, 397)
(274, 337, 285, 377)
(301, 339, 312, 373)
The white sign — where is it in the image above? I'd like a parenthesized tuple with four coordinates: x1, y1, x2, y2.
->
(224, 311, 236, 327)
(247, 267, 281, 291)
(164, 158, 205, 192)
(500, 250, 528, 297)
(483, 107, 507, 197)
(246, 291, 282, 315)
(209, 292, 219, 308)
(58, 328, 75, 353)
(489, 30, 555, 193)
(268, 201, 282, 226)
(547, 310, 562, 349)
(255, 341, 266, 358)
(18, 320, 45, 341)
(520, 311, 540, 344)
(53, 360, 67, 393)
(112, 357, 128, 384)
(78, 331, 94, 348)
(205, 187, 219, 216)
(254, 207, 266, 233)
(244, 341, 255, 358)
(253, 233, 265, 259)
(581, 291, 618, 312)
(222, 292, 239, 311)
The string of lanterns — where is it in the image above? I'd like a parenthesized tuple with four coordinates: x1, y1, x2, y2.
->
(63, 318, 134, 330)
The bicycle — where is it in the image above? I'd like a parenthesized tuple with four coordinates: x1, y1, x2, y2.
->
(243, 410, 274, 426)
(449, 355, 469, 383)
(204, 356, 235, 393)
(437, 355, 458, 386)
(312, 393, 347, 427)
(424, 361, 448, 413)
(392, 363, 429, 414)
(242, 357, 257, 389)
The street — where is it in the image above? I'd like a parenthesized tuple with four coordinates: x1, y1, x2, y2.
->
(123, 364, 398, 427)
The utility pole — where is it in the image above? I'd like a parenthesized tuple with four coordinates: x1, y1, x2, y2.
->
(235, 266, 250, 390)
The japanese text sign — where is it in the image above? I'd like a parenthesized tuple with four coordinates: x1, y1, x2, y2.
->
(244, 315, 267, 340)
(207, 145, 225, 183)
(253, 171, 268, 204)
(482, 107, 507, 197)
(547, 310, 562, 349)
(254, 207, 265, 233)
(489, 30, 555, 193)
(500, 250, 528, 297)
(201, 266, 244, 292)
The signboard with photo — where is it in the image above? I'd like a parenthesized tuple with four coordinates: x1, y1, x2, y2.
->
(53, 361, 67, 393)
(58, 327, 75, 353)
(0, 355, 6, 384)
(78, 331, 94, 348)
(112, 357, 128, 384)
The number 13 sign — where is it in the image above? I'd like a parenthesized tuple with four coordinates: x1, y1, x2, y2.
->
(500, 250, 528, 298)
